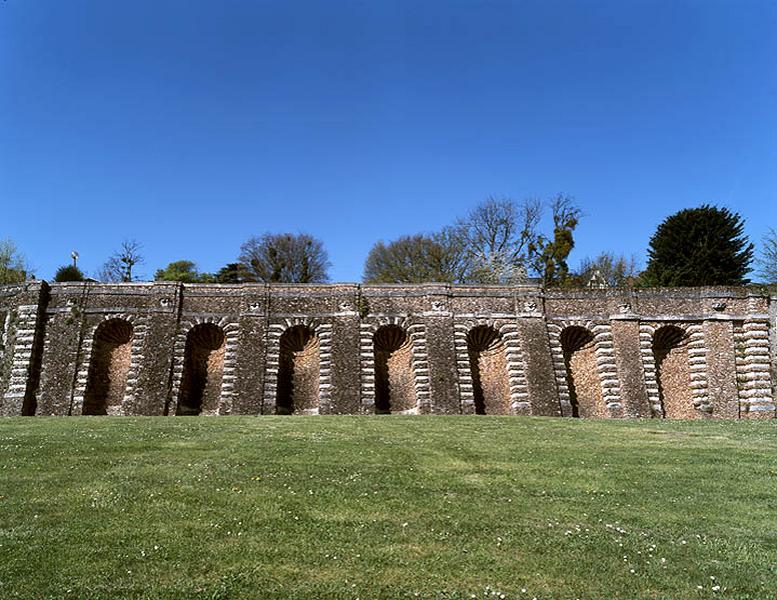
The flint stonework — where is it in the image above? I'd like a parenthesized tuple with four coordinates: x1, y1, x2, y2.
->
(0, 281, 774, 419)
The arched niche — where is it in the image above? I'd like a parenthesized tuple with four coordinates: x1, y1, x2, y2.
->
(560, 326, 603, 418)
(466, 325, 510, 414)
(83, 319, 133, 415)
(177, 323, 226, 416)
(277, 325, 320, 415)
(373, 325, 416, 414)
(652, 325, 695, 418)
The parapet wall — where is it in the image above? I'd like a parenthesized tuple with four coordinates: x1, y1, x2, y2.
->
(0, 281, 774, 418)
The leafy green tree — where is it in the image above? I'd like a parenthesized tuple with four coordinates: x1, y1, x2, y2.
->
(641, 205, 754, 287)
(0, 239, 30, 284)
(756, 228, 777, 284)
(54, 265, 85, 282)
(155, 260, 206, 283)
(239, 233, 330, 283)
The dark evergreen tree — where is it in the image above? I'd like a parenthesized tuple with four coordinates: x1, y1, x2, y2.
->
(54, 265, 85, 282)
(642, 205, 753, 287)
(215, 263, 251, 283)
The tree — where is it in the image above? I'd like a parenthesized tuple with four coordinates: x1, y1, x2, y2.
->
(239, 233, 330, 283)
(155, 260, 207, 283)
(572, 252, 640, 288)
(0, 239, 30, 284)
(756, 228, 777, 284)
(363, 230, 469, 284)
(54, 265, 85, 282)
(214, 263, 251, 284)
(455, 196, 542, 284)
(532, 195, 583, 286)
(641, 205, 754, 287)
(432, 226, 472, 283)
(99, 240, 145, 283)
(360, 195, 582, 285)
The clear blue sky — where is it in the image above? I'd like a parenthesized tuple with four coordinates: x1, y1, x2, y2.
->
(1, 0, 775, 281)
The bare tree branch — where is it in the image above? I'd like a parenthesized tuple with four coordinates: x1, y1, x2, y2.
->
(757, 228, 777, 284)
(99, 239, 144, 282)
(239, 233, 330, 283)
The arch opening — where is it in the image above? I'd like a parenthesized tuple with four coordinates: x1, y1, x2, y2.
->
(177, 324, 226, 416)
(373, 325, 416, 414)
(652, 325, 695, 418)
(560, 326, 603, 418)
(466, 325, 510, 415)
(277, 325, 320, 415)
(83, 319, 133, 415)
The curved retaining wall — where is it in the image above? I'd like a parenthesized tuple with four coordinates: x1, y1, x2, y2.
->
(0, 281, 774, 418)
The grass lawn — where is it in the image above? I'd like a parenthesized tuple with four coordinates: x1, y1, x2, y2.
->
(0, 416, 776, 599)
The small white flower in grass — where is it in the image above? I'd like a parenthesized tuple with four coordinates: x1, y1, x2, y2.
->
(712, 585, 720, 592)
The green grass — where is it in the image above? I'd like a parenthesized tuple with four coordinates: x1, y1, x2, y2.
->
(1, 417, 776, 599)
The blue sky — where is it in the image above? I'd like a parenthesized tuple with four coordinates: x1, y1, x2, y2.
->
(1, 0, 775, 281)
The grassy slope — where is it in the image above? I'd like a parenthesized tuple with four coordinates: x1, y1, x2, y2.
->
(0, 417, 776, 600)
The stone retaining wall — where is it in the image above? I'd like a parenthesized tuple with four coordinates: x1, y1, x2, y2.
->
(0, 282, 774, 418)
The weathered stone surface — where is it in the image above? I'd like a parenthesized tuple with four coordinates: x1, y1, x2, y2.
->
(704, 320, 739, 418)
(516, 317, 558, 416)
(0, 282, 773, 418)
(611, 320, 650, 417)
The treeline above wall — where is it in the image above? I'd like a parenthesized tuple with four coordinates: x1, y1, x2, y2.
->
(2, 200, 776, 288)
